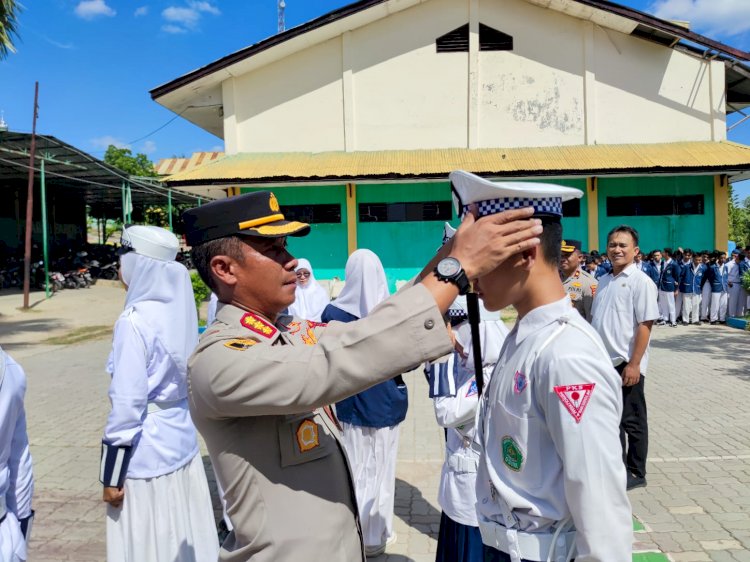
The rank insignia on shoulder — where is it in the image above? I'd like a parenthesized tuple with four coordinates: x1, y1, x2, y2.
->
(223, 338, 258, 351)
(307, 320, 327, 328)
(296, 419, 319, 452)
(591, 285, 597, 296)
(240, 313, 278, 339)
(465, 380, 478, 397)
(554, 383, 595, 423)
(513, 371, 527, 394)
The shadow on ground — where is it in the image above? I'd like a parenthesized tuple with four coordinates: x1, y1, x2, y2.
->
(394, 476, 441, 539)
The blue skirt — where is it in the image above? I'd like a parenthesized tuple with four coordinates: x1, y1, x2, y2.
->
(436, 512, 483, 562)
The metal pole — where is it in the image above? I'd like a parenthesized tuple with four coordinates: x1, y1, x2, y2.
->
(22, 82, 39, 309)
(121, 182, 126, 224)
(126, 183, 132, 223)
(168, 188, 173, 231)
(40, 159, 50, 298)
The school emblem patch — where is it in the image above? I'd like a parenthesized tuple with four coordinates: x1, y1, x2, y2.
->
(513, 371, 527, 394)
(554, 383, 595, 423)
(296, 419, 319, 452)
(240, 313, 277, 339)
(223, 338, 258, 351)
(465, 380, 478, 397)
(501, 436, 524, 471)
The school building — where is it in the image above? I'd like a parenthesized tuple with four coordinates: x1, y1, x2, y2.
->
(152, 0, 750, 285)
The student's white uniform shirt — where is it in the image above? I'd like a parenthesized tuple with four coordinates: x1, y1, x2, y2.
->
(433, 321, 509, 527)
(476, 298, 631, 562)
(0, 349, 33, 562)
(591, 264, 659, 374)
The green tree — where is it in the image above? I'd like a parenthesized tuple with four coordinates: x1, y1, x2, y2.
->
(104, 145, 158, 177)
(0, 0, 20, 59)
(728, 184, 750, 247)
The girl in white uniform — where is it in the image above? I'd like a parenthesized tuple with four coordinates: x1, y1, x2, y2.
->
(100, 225, 219, 562)
(0, 348, 34, 562)
(287, 258, 330, 322)
(427, 301, 508, 562)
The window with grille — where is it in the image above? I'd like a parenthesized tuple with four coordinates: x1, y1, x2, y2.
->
(606, 195, 704, 216)
(358, 202, 453, 222)
(281, 204, 341, 224)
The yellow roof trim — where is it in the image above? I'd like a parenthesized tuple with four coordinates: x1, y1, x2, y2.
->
(164, 141, 750, 184)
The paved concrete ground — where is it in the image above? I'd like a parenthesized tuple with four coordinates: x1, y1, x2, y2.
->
(0, 286, 748, 561)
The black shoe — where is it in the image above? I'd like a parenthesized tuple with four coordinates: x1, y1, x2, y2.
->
(627, 475, 647, 490)
(710, 321, 717, 325)
(670, 323, 678, 327)
(695, 321, 702, 326)
(682, 321, 689, 326)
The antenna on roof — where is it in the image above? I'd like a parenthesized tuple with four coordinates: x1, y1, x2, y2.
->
(278, 0, 285, 33)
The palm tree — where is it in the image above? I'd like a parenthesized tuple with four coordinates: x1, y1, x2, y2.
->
(0, 0, 20, 59)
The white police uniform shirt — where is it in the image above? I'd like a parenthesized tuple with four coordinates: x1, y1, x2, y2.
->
(476, 298, 631, 562)
(0, 350, 33, 562)
(591, 264, 659, 374)
(102, 309, 200, 482)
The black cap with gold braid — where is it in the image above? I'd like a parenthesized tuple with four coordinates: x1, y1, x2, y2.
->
(561, 239, 582, 253)
(182, 191, 311, 246)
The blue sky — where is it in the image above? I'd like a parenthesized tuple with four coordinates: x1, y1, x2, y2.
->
(1, 0, 750, 199)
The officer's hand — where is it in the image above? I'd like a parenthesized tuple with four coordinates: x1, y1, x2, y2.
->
(451, 207, 542, 279)
(621, 363, 641, 387)
(103, 486, 125, 508)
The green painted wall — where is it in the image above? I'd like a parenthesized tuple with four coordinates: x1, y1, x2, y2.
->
(356, 182, 456, 288)
(514, 178, 588, 249)
(597, 176, 715, 252)
(239, 185, 349, 280)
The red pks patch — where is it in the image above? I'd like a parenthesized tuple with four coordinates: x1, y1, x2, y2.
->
(240, 313, 278, 339)
(553, 383, 595, 423)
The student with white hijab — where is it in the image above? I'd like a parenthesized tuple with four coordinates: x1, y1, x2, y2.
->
(321, 249, 404, 557)
(100, 225, 219, 562)
(287, 258, 330, 322)
(0, 347, 34, 562)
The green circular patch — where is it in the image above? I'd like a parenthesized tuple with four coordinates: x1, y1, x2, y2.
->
(502, 435, 524, 471)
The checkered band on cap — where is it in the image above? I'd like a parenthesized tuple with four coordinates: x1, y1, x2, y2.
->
(465, 197, 563, 217)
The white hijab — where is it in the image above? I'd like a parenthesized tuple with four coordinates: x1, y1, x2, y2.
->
(288, 258, 330, 322)
(333, 249, 390, 319)
(119, 252, 198, 372)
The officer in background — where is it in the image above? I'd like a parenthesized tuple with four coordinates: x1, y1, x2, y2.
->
(560, 239, 597, 322)
(449, 171, 632, 562)
(0, 347, 34, 562)
(181, 190, 542, 562)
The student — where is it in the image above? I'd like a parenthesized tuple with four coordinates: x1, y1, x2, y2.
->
(679, 252, 706, 325)
(674, 249, 691, 322)
(321, 249, 404, 557)
(657, 248, 680, 327)
(704, 253, 726, 325)
(0, 347, 34, 562)
(727, 251, 749, 317)
(287, 258, 330, 322)
(448, 171, 631, 562)
(101, 225, 219, 562)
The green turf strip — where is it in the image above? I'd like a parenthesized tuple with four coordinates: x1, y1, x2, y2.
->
(632, 516, 646, 532)
(632, 552, 670, 562)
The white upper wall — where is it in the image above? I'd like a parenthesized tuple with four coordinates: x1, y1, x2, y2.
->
(221, 0, 726, 154)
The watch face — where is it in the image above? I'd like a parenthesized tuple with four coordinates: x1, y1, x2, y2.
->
(438, 257, 461, 277)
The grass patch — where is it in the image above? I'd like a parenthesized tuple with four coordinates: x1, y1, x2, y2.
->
(632, 553, 669, 562)
(45, 325, 112, 345)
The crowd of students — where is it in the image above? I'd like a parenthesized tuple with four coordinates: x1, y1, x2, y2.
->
(582, 246, 750, 325)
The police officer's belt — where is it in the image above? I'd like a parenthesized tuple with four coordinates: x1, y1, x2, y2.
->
(147, 398, 187, 414)
(478, 519, 576, 562)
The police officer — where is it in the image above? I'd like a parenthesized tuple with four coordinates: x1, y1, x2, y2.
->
(560, 239, 597, 322)
(449, 171, 632, 562)
(181, 190, 543, 562)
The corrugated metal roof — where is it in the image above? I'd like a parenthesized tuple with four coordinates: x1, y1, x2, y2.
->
(155, 151, 224, 176)
(164, 141, 750, 185)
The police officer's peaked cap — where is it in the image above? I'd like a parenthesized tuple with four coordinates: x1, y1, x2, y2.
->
(449, 170, 582, 219)
(561, 239, 583, 253)
(182, 191, 311, 247)
(121, 224, 179, 261)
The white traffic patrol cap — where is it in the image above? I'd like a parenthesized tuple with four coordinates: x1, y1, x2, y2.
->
(449, 170, 582, 219)
(120, 225, 179, 261)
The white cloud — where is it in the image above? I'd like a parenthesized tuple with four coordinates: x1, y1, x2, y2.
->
(134, 6, 149, 17)
(141, 140, 158, 154)
(91, 136, 130, 150)
(651, 0, 750, 37)
(44, 36, 75, 49)
(75, 0, 116, 20)
(162, 24, 188, 34)
(161, 2, 219, 33)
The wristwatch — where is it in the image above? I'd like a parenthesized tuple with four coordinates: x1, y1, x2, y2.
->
(434, 257, 471, 295)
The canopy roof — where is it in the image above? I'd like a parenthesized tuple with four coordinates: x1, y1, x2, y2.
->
(0, 131, 209, 214)
(162, 141, 750, 187)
